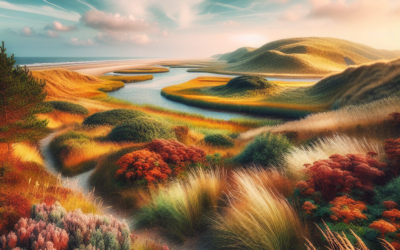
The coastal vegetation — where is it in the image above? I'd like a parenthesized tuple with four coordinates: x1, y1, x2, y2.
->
(3, 39, 400, 250)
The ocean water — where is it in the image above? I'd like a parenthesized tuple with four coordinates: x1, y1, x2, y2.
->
(14, 57, 151, 66)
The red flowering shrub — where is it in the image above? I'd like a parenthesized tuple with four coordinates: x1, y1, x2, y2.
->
(43, 195, 56, 206)
(297, 153, 386, 201)
(369, 219, 397, 238)
(384, 201, 398, 210)
(302, 201, 317, 214)
(146, 139, 206, 175)
(0, 211, 20, 236)
(116, 149, 172, 184)
(330, 196, 368, 224)
(384, 138, 400, 176)
(391, 242, 400, 250)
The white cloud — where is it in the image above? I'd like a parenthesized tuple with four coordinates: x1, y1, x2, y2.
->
(0, 1, 80, 21)
(80, 10, 158, 32)
(113, 0, 208, 28)
(45, 30, 59, 38)
(45, 21, 78, 32)
(68, 38, 95, 46)
(20, 27, 36, 37)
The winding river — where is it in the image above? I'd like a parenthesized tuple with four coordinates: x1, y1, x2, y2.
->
(107, 68, 319, 120)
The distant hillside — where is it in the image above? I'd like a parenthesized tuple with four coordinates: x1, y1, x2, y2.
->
(218, 47, 257, 62)
(203, 37, 400, 76)
(308, 57, 400, 108)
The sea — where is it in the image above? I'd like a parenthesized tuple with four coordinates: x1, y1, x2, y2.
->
(14, 57, 152, 67)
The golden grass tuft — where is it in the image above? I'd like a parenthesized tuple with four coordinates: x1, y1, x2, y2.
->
(12, 143, 43, 165)
(211, 169, 303, 250)
(99, 75, 153, 83)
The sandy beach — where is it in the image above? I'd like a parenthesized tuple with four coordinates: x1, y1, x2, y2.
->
(27, 58, 167, 76)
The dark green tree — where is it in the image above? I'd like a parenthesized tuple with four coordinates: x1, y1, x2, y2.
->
(0, 41, 48, 160)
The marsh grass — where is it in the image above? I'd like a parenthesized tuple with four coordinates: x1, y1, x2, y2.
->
(114, 66, 169, 74)
(210, 169, 303, 250)
(135, 169, 226, 242)
(99, 75, 153, 83)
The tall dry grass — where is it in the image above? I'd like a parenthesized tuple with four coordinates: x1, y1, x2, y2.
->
(305, 222, 396, 250)
(136, 168, 226, 241)
(284, 134, 384, 178)
(211, 169, 303, 250)
(239, 96, 400, 140)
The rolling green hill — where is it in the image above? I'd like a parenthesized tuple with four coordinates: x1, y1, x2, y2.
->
(202, 37, 400, 76)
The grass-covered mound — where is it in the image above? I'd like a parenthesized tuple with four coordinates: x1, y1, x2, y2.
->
(218, 47, 257, 62)
(204, 134, 235, 148)
(114, 67, 169, 74)
(108, 117, 175, 143)
(211, 76, 279, 96)
(83, 109, 148, 126)
(46, 101, 89, 115)
(234, 132, 292, 167)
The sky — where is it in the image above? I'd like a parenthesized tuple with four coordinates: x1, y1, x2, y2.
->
(1, 0, 400, 58)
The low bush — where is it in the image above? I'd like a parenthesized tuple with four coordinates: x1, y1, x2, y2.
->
(115, 149, 172, 185)
(46, 101, 89, 115)
(83, 109, 148, 126)
(0, 202, 131, 250)
(233, 132, 292, 167)
(204, 134, 235, 148)
(375, 176, 400, 205)
(108, 117, 175, 143)
(146, 139, 206, 175)
(50, 132, 90, 161)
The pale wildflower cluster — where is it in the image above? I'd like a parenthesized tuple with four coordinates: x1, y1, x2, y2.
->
(0, 203, 130, 250)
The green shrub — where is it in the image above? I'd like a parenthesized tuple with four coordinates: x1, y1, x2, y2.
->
(374, 176, 400, 204)
(82, 109, 148, 126)
(233, 132, 292, 167)
(50, 131, 90, 160)
(47, 101, 89, 115)
(108, 117, 175, 143)
(204, 134, 235, 148)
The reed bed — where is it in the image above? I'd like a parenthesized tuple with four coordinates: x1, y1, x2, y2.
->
(12, 142, 43, 165)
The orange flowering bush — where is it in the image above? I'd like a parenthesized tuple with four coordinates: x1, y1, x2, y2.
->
(302, 201, 317, 214)
(146, 139, 206, 175)
(384, 138, 400, 176)
(330, 196, 368, 224)
(383, 209, 400, 223)
(384, 201, 398, 210)
(391, 242, 400, 250)
(116, 149, 172, 185)
(369, 219, 397, 238)
(297, 153, 386, 201)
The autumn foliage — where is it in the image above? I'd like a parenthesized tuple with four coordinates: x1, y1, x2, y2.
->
(146, 139, 206, 175)
(384, 201, 398, 210)
(116, 149, 172, 184)
(369, 219, 397, 238)
(302, 201, 317, 214)
(297, 153, 386, 201)
(329, 196, 368, 224)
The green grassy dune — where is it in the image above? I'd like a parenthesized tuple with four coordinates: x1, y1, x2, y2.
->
(196, 37, 400, 76)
